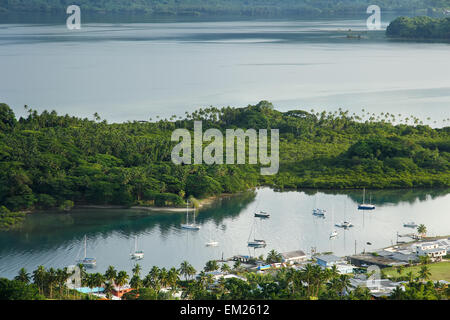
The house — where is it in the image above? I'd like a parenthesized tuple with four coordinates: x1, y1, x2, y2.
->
(422, 248, 447, 261)
(112, 284, 134, 298)
(349, 277, 402, 298)
(316, 255, 344, 268)
(416, 241, 447, 261)
(281, 250, 307, 264)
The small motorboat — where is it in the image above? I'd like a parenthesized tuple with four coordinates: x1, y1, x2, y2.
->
(248, 239, 267, 248)
(313, 208, 326, 217)
(403, 222, 418, 228)
(255, 211, 270, 218)
(336, 221, 353, 229)
(206, 240, 219, 247)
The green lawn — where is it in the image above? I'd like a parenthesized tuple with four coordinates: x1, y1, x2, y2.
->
(384, 261, 450, 282)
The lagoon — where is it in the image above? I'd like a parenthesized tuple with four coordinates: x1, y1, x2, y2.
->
(0, 188, 449, 279)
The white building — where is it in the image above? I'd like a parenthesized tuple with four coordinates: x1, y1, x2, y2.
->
(415, 241, 447, 261)
(281, 250, 308, 264)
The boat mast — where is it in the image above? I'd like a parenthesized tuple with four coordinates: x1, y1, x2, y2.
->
(186, 200, 189, 225)
(363, 188, 366, 204)
(84, 235, 87, 259)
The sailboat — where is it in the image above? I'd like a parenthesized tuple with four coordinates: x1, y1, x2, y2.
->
(329, 206, 338, 239)
(312, 191, 326, 217)
(78, 235, 96, 268)
(336, 200, 354, 229)
(255, 211, 270, 218)
(403, 222, 418, 228)
(358, 188, 375, 210)
(130, 236, 144, 260)
(247, 220, 266, 248)
(181, 201, 201, 230)
(205, 225, 219, 247)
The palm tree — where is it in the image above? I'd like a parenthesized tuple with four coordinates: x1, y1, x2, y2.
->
(417, 224, 427, 238)
(56, 268, 71, 297)
(418, 266, 431, 281)
(130, 275, 143, 291)
(204, 260, 219, 272)
(179, 261, 192, 280)
(266, 250, 283, 264)
(32, 266, 47, 295)
(220, 264, 231, 274)
(104, 282, 114, 300)
(15, 268, 30, 283)
(132, 264, 142, 278)
(396, 265, 405, 278)
(46, 268, 58, 299)
(420, 255, 431, 265)
(104, 266, 117, 286)
(116, 271, 129, 293)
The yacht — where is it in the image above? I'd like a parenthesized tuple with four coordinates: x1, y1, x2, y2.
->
(336, 221, 354, 229)
(181, 202, 201, 230)
(358, 188, 376, 210)
(247, 221, 266, 248)
(403, 222, 418, 228)
(255, 211, 270, 218)
(130, 236, 144, 260)
(313, 208, 326, 217)
(78, 235, 96, 268)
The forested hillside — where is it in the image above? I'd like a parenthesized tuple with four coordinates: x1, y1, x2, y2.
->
(0, 0, 448, 16)
(387, 16, 450, 40)
(0, 101, 449, 214)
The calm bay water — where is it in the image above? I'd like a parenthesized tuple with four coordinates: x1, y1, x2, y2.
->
(0, 188, 449, 279)
(0, 17, 449, 125)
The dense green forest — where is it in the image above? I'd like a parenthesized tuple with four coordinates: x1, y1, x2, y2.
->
(0, 0, 449, 16)
(0, 101, 449, 216)
(386, 16, 450, 39)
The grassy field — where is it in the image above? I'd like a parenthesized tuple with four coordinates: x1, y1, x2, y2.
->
(384, 261, 450, 282)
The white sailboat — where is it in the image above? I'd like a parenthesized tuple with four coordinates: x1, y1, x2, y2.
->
(403, 222, 418, 228)
(78, 235, 96, 267)
(358, 188, 375, 210)
(336, 201, 353, 229)
(312, 191, 326, 217)
(247, 220, 266, 248)
(255, 211, 270, 218)
(330, 206, 338, 239)
(181, 201, 201, 230)
(205, 225, 219, 247)
(130, 236, 144, 260)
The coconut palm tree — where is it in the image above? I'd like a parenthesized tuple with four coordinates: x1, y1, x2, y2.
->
(417, 224, 427, 238)
(132, 264, 142, 278)
(179, 261, 192, 280)
(418, 266, 431, 281)
(116, 271, 129, 293)
(15, 268, 30, 283)
(220, 263, 231, 274)
(396, 265, 405, 278)
(266, 250, 283, 264)
(104, 282, 114, 300)
(204, 260, 219, 272)
(32, 266, 47, 296)
(104, 266, 117, 286)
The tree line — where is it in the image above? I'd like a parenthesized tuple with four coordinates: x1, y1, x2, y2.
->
(1, 251, 449, 300)
(0, 0, 447, 16)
